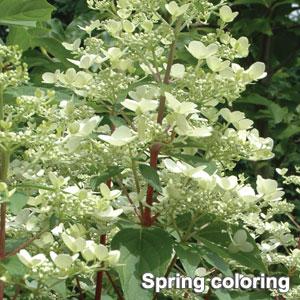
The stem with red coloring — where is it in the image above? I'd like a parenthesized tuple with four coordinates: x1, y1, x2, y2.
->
(142, 143, 161, 227)
(142, 39, 177, 226)
(94, 234, 107, 300)
(95, 179, 111, 300)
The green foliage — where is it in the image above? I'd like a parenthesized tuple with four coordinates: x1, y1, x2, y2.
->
(139, 164, 162, 192)
(195, 218, 266, 272)
(230, 0, 300, 171)
(0, 0, 54, 27)
(111, 227, 173, 299)
(0, 256, 27, 277)
(8, 192, 28, 215)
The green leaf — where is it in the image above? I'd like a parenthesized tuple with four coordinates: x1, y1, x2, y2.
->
(239, 94, 287, 124)
(111, 227, 174, 300)
(233, 0, 268, 5)
(110, 116, 127, 127)
(49, 280, 68, 298)
(9, 192, 28, 215)
(0, 0, 54, 27)
(0, 256, 27, 277)
(5, 237, 28, 253)
(103, 296, 115, 300)
(202, 251, 233, 277)
(139, 164, 162, 192)
(234, 18, 272, 36)
(90, 166, 124, 191)
(231, 291, 272, 300)
(36, 37, 73, 68)
(215, 289, 232, 300)
(175, 241, 232, 277)
(193, 215, 266, 272)
(175, 244, 201, 277)
(6, 26, 33, 49)
(7, 25, 73, 68)
(278, 125, 300, 140)
(5, 85, 72, 104)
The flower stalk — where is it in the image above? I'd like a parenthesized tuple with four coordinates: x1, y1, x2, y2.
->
(94, 234, 107, 300)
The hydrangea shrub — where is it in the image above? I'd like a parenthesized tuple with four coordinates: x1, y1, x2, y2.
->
(0, 0, 299, 299)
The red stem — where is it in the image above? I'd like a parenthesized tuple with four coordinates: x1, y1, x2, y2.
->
(94, 234, 107, 300)
(95, 179, 111, 300)
(142, 40, 176, 226)
(142, 144, 160, 227)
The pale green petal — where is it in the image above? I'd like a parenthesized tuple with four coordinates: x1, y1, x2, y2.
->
(170, 63, 185, 78)
(233, 229, 248, 244)
(239, 242, 254, 253)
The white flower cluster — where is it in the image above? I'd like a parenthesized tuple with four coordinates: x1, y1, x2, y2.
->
(0, 45, 28, 88)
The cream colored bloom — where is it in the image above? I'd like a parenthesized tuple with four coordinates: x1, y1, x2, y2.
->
(99, 126, 136, 146)
(186, 41, 218, 60)
(206, 56, 230, 72)
(220, 108, 253, 130)
(170, 63, 185, 79)
(50, 251, 79, 269)
(18, 249, 47, 268)
(62, 39, 81, 51)
(246, 62, 267, 81)
(165, 1, 189, 18)
(228, 230, 254, 253)
(219, 6, 238, 23)
(165, 92, 198, 115)
(121, 99, 158, 114)
(62, 232, 86, 253)
(81, 240, 109, 261)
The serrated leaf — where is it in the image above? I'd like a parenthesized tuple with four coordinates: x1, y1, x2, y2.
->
(7, 26, 33, 49)
(90, 166, 124, 191)
(0, 256, 27, 277)
(9, 192, 28, 215)
(238, 94, 287, 124)
(48, 279, 68, 298)
(175, 244, 201, 277)
(111, 227, 174, 300)
(233, 0, 268, 5)
(194, 216, 266, 272)
(5, 237, 28, 253)
(109, 116, 127, 127)
(202, 251, 233, 277)
(0, 0, 54, 27)
(215, 289, 232, 300)
(278, 125, 300, 140)
(231, 291, 272, 300)
(139, 164, 162, 192)
(5, 85, 72, 104)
